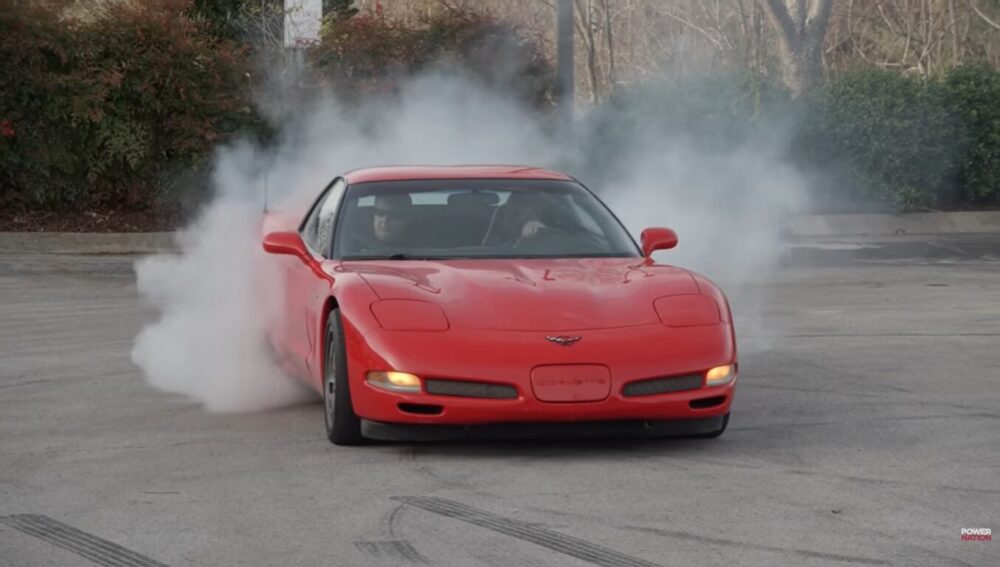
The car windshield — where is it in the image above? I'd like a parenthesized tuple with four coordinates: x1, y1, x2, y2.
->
(332, 179, 641, 260)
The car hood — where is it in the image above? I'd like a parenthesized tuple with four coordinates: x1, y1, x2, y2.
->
(340, 258, 699, 331)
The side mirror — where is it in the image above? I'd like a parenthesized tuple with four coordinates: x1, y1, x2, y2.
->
(262, 231, 310, 262)
(641, 227, 678, 257)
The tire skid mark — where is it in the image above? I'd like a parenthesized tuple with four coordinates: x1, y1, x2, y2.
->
(395, 496, 661, 567)
(0, 379, 49, 390)
(353, 540, 428, 564)
(355, 501, 428, 564)
(0, 514, 168, 567)
(3, 519, 146, 567)
(628, 525, 889, 566)
(405, 446, 487, 493)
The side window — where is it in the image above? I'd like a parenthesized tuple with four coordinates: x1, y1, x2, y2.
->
(316, 178, 346, 257)
(300, 178, 345, 256)
(300, 197, 325, 253)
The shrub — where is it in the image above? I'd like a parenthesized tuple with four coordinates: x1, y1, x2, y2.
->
(577, 74, 792, 185)
(189, 0, 257, 40)
(798, 69, 960, 211)
(311, 9, 555, 109)
(943, 64, 1000, 205)
(0, 0, 261, 212)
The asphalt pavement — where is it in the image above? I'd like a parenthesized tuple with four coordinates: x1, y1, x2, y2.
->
(1, 235, 997, 567)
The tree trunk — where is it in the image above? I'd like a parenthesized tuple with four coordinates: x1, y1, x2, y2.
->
(778, 29, 824, 96)
(760, 0, 833, 97)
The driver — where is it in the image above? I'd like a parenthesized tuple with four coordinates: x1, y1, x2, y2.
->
(485, 192, 550, 246)
(361, 193, 413, 253)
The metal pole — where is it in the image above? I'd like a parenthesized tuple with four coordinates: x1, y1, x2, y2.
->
(557, 0, 575, 123)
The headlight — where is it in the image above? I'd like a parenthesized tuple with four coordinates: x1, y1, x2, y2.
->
(705, 364, 735, 386)
(653, 295, 722, 327)
(367, 371, 422, 393)
(370, 300, 449, 331)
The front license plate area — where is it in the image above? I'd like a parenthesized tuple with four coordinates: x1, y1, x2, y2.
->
(530, 365, 611, 402)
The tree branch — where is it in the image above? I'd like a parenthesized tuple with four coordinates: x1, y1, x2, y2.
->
(971, 0, 1000, 32)
(652, 5, 725, 50)
(806, 0, 834, 39)
(760, 0, 799, 43)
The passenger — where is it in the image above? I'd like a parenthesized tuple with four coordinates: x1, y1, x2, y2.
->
(484, 193, 550, 246)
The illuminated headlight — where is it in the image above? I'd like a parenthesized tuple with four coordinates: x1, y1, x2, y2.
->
(367, 371, 422, 393)
(705, 364, 736, 386)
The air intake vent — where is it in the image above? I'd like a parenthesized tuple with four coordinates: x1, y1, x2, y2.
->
(398, 403, 443, 415)
(622, 374, 702, 397)
(425, 379, 518, 399)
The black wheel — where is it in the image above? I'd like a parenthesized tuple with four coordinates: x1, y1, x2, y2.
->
(695, 413, 729, 439)
(323, 309, 364, 446)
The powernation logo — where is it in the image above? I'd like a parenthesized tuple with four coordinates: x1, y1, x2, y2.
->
(960, 528, 992, 542)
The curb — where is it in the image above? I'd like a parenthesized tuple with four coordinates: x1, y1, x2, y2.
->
(0, 232, 177, 255)
(2, 211, 1000, 254)
(783, 211, 1000, 238)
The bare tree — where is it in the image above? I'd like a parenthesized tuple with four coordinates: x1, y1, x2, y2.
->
(971, 0, 1000, 31)
(759, 0, 834, 96)
(342, 0, 1000, 99)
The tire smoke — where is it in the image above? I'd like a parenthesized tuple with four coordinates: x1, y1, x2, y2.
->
(132, 72, 806, 412)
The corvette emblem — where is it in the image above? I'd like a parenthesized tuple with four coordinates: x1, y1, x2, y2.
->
(546, 335, 582, 346)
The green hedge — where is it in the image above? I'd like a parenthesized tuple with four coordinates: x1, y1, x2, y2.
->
(585, 67, 1000, 212)
(0, 0, 261, 213)
(798, 69, 961, 211)
(575, 73, 797, 194)
(944, 64, 1000, 205)
(799, 66, 1000, 211)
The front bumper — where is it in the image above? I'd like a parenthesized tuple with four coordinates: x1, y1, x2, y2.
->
(361, 414, 728, 441)
(345, 324, 738, 427)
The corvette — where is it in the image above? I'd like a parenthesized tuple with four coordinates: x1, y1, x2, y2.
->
(261, 165, 737, 445)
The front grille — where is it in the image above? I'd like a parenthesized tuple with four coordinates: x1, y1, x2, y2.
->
(621, 374, 702, 397)
(425, 379, 518, 399)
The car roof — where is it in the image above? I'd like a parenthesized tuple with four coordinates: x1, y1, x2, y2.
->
(344, 165, 574, 184)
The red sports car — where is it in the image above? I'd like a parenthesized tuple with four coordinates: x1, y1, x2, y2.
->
(261, 166, 737, 445)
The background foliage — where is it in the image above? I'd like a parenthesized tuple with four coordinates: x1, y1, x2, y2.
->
(1, 0, 998, 221)
(799, 65, 1000, 210)
(0, 0, 261, 214)
(311, 9, 555, 108)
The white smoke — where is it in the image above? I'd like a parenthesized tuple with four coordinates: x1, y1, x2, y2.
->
(131, 71, 806, 412)
(131, 198, 313, 412)
(603, 136, 806, 343)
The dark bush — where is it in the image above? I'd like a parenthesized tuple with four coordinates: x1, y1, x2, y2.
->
(798, 69, 961, 211)
(576, 74, 793, 185)
(189, 0, 258, 40)
(311, 9, 555, 109)
(0, 0, 261, 213)
(943, 64, 1000, 206)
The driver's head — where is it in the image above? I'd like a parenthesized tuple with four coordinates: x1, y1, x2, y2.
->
(372, 193, 412, 243)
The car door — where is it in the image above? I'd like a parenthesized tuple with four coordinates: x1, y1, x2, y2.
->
(279, 178, 346, 382)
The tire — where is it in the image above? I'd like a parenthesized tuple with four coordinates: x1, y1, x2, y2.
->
(323, 308, 364, 446)
(695, 413, 729, 439)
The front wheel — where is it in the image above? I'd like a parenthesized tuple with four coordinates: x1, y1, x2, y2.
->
(323, 309, 364, 445)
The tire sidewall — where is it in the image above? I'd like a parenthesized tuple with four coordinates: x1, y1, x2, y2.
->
(324, 308, 363, 445)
